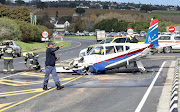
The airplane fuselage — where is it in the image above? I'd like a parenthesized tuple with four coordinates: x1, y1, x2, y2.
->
(82, 43, 153, 73)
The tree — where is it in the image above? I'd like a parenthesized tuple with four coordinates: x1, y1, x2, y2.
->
(0, 18, 22, 40)
(15, 0, 25, 5)
(75, 8, 85, 16)
(37, 12, 54, 29)
(6, 0, 13, 5)
(103, 5, 109, 9)
(140, 5, 153, 13)
(177, 6, 180, 11)
(58, 16, 72, 23)
(69, 3, 77, 8)
(93, 18, 129, 32)
(36, 2, 48, 9)
(0, 0, 6, 4)
(0, 4, 10, 17)
(9, 7, 30, 22)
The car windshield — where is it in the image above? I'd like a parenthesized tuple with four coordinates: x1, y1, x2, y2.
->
(100, 38, 114, 44)
(2, 41, 13, 45)
(114, 38, 130, 43)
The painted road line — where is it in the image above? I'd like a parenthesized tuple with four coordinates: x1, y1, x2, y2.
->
(18, 61, 23, 63)
(19, 72, 44, 77)
(61, 57, 78, 62)
(0, 81, 21, 86)
(0, 88, 43, 97)
(0, 76, 83, 112)
(135, 61, 166, 112)
(56, 63, 69, 66)
(64, 60, 72, 62)
(0, 72, 23, 80)
(0, 78, 75, 86)
(0, 103, 14, 109)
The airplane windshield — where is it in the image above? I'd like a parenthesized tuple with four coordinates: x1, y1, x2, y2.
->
(89, 46, 104, 55)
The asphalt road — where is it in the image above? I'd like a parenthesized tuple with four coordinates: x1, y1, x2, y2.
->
(0, 37, 97, 71)
(0, 37, 179, 112)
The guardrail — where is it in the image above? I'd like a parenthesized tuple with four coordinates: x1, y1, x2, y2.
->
(170, 60, 179, 112)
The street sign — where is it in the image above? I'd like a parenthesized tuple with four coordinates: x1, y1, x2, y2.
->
(168, 26, 175, 33)
(42, 31, 49, 38)
(127, 28, 134, 35)
(41, 38, 49, 41)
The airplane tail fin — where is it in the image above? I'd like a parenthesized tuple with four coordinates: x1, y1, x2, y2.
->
(145, 19, 159, 48)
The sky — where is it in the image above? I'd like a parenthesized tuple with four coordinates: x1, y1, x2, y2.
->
(23, 0, 180, 6)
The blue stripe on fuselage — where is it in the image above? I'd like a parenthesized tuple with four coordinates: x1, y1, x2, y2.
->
(88, 51, 142, 73)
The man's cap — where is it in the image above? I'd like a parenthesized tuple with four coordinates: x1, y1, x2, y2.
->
(48, 42, 54, 46)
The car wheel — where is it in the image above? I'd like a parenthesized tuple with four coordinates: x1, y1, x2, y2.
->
(163, 47, 171, 53)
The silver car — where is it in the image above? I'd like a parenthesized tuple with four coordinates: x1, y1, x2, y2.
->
(0, 40, 22, 57)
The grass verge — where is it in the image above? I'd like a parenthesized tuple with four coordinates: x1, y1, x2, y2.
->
(15, 40, 71, 53)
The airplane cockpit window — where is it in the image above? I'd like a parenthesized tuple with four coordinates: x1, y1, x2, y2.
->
(106, 46, 116, 54)
(126, 46, 130, 50)
(115, 46, 124, 52)
(90, 46, 104, 55)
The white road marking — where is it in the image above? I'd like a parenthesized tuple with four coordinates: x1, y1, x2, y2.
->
(18, 62, 24, 63)
(0, 72, 23, 80)
(134, 61, 166, 112)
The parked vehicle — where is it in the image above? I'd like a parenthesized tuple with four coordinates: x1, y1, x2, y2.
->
(140, 31, 147, 37)
(0, 40, 22, 58)
(80, 36, 132, 57)
(158, 34, 180, 53)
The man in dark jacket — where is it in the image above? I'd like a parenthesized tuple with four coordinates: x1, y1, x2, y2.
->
(43, 42, 64, 90)
(130, 35, 139, 43)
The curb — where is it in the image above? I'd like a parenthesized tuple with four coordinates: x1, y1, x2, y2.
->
(170, 60, 178, 112)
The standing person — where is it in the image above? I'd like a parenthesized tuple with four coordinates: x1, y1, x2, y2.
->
(130, 35, 139, 43)
(1, 42, 14, 74)
(43, 42, 64, 90)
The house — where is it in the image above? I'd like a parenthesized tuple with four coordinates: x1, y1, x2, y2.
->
(53, 21, 70, 31)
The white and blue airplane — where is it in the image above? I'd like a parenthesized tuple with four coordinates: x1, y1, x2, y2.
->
(59, 19, 159, 74)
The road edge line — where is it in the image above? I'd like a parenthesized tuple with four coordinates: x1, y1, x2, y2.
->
(134, 61, 166, 112)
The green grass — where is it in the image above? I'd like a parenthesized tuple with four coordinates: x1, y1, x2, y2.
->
(64, 36, 96, 40)
(15, 40, 71, 53)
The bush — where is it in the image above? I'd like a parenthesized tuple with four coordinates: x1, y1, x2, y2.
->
(0, 17, 22, 40)
(16, 21, 52, 42)
(17, 21, 52, 42)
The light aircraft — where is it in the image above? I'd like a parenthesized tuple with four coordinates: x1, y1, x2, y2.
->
(58, 19, 159, 74)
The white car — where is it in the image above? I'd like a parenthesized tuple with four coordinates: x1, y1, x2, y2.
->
(158, 34, 180, 53)
(0, 40, 22, 57)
